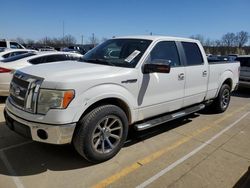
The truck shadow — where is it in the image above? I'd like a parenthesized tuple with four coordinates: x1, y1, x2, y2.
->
(233, 166, 250, 188)
(0, 96, 7, 104)
(0, 114, 196, 177)
(232, 88, 250, 98)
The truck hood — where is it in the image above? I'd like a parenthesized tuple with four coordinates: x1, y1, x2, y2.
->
(19, 61, 124, 88)
(20, 61, 122, 79)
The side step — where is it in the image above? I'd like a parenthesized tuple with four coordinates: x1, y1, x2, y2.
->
(134, 104, 205, 131)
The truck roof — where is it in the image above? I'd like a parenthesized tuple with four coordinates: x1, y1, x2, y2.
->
(115, 35, 200, 43)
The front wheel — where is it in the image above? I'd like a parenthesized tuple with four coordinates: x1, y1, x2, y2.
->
(73, 105, 128, 163)
(212, 84, 231, 113)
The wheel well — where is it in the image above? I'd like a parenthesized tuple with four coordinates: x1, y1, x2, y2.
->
(222, 78, 232, 90)
(80, 98, 131, 124)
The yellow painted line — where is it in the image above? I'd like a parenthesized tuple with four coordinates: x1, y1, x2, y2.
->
(92, 104, 250, 188)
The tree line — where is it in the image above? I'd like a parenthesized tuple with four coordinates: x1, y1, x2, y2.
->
(190, 31, 250, 55)
(13, 31, 250, 55)
(14, 34, 105, 49)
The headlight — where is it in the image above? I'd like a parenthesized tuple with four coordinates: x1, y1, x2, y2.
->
(37, 89, 75, 114)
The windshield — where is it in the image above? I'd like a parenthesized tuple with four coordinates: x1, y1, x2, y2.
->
(1, 52, 36, 62)
(81, 39, 152, 68)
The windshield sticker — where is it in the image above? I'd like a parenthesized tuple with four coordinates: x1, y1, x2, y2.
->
(125, 50, 141, 63)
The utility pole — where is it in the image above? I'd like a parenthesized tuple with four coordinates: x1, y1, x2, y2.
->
(92, 33, 95, 46)
(62, 21, 65, 47)
(81, 35, 83, 45)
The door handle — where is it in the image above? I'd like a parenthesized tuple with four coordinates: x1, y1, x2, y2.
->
(178, 73, 185, 80)
(202, 71, 207, 77)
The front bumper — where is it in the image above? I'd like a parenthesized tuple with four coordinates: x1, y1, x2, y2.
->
(4, 108, 76, 144)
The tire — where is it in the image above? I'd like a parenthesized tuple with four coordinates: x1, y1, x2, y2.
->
(73, 105, 128, 163)
(212, 84, 231, 113)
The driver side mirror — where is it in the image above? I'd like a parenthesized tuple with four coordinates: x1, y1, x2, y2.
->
(143, 60, 171, 74)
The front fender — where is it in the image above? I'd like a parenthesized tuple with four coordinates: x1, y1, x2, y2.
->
(72, 83, 138, 123)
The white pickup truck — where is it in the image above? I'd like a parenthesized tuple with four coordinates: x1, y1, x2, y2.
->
(4, 36, 240, 162)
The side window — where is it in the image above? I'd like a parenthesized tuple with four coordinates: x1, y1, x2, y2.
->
(148, 41, 181, 67)
(11, 51, 27, 57)
(2, 53, 11, 58)
(10, 42, 22, 49)
(45, 55, 67, 63)
(29, 57, 44, 64)
(182, 42, 204, 66)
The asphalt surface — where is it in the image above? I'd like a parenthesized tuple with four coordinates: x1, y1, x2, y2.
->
(0, 88, 250, 188)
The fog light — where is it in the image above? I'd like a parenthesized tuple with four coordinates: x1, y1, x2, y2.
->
(37, 129, 48, 140)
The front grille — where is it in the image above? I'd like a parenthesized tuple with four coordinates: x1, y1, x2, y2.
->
(9, 71, 43, 113)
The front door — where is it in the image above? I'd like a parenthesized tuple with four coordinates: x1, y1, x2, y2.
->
(137, 41, 185, 120)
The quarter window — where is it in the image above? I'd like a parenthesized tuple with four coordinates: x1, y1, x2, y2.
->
(148, 41, 181, 67)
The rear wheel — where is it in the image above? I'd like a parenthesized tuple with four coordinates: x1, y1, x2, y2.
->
(73, 105, 128, 163)
(212, 84, 231, 113)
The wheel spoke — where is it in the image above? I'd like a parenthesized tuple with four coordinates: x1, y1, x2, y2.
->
(105, 137, 114, 149)
(110, 126, 122, 131)
(107, 119, 118, 128)
(103, 118, 109, 128)
(93, 132, 101, 139)
(101, 139, 105, 153)
(97, 124, 103, 131)
(94, 138, 101, 149)
(110, 134, 120, 140)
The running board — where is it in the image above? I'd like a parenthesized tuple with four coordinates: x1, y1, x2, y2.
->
(134, 104, 205, 131)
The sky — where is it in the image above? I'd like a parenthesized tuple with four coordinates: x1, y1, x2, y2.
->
(1, 0, 250, 44)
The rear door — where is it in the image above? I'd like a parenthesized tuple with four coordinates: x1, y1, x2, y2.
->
(180, 42, 208, 107)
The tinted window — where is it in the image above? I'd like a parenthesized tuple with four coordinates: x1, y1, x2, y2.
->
(2, 51, 28, 58)
(1, 53, 36, 62)
(148, 41, 180, 67)
(10, 42, 23, 49)
(29, 57, 44, 64)
(182, 42, 203, 66)
(2, 53, 11, 58)
(0, 41, 7, 47)
(45, 55, 67, 63)
(236, 57, 250, 67)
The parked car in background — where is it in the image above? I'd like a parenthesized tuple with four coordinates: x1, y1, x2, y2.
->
(0, 39, 25, 49)
(235, 55, 250, 88)
(207, 55, 234, 62)
(62, 45, 86, 54)
(0, 51, 83, 96)
(0, 49, 37, 60)
(36, 46, 56, 52)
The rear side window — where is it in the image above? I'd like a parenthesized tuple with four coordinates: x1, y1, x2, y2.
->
(148, 41, 181, 67)
(182, 42, 204, 66)
(29, 57, 44, 64)
(236, 57, 250, 67)
(45, 55, 67, 63)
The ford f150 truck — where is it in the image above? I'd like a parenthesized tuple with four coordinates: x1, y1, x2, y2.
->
(4, 36, 240, 162)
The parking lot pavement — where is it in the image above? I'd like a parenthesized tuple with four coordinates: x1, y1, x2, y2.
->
(0, 89, 250, 188)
